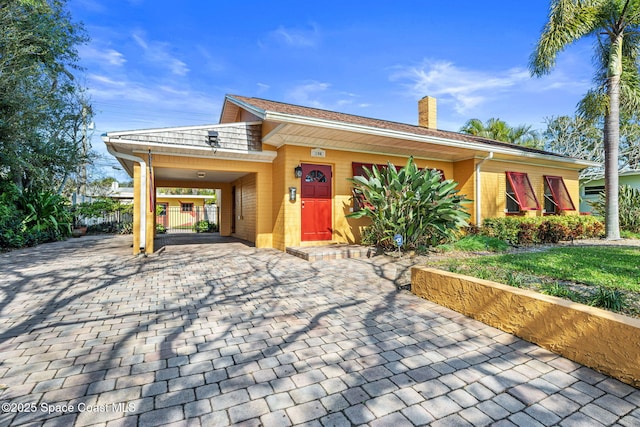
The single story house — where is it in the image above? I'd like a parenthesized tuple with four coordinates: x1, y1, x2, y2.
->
(580, 169, 640, 213)
(155, 193, 219, 230)
(102, 94, 598, 255)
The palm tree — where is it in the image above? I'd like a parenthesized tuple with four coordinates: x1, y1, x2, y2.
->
(530, 0, 640, 240)
(460, 118, 543, 148)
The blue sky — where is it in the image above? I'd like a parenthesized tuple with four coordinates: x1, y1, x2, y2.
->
(69, 1, 596, 180)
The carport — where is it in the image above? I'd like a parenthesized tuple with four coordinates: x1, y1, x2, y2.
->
(102, 122, 276, 255)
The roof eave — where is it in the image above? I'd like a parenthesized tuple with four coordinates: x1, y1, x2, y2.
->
(102, 136, 277, 163)
(222, 95, 267, 122)
(262, 111, 599, 169)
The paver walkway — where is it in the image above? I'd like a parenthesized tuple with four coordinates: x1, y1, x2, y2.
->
(0, 234, 638, 426)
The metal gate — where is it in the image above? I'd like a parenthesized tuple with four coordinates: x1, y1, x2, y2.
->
(157, 205, 218, 233)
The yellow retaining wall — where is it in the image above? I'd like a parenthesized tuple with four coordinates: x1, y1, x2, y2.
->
(411, 267, 640, 387)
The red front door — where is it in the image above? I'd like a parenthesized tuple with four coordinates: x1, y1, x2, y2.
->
(301, 163, 332, 241)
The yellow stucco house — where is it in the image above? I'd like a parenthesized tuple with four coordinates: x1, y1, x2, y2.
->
(103, 94, 598, 255)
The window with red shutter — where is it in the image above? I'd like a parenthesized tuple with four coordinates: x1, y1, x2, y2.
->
(544, 176, 575, 213)
(505, 172, 540, 212)
(351, 162, 445, 180)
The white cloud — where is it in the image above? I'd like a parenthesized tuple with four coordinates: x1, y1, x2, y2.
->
(132, 32, 148, 50)
(265, 24, 321, 48)
(389, 59, 593, 123)
(88, 74, 127, 87)
(80, 45, 126, 67)
(131, 31, 189, 76)
(256, 83, 270, 94)
(287, 81, 331, 108)
(390, 60, 531, 114)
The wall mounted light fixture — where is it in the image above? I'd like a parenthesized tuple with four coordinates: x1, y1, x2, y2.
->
(294, 165, 303, 178)
(289, 187, 297, 202)
(207, 130, 220, 148)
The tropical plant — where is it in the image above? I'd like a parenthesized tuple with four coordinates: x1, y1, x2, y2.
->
(347, 157, 470, 251)
(460, 118, 543, 148)
(590, 185, 640, 232)
(16, 189, 72, 242)
(530, 0, 640, 240)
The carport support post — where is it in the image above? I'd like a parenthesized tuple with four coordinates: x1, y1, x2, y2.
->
(132, 163, 155, 254)
(145, 182, 155, 254)
(218, 184, 232, 237)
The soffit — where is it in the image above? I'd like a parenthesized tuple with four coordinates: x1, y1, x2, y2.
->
(263, 121, 591, 169)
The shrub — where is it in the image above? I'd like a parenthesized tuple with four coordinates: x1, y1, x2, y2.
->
(481, 217, 521, 245)
(119, 222, 133, 234)
(347, 157, 471, 250)
(156, 224, 167, 234)
(72, 198, 133, 229)
(590, 185, 640, 233)
(194, 220, 218, 233)
(481, 215, 604, 245)
(589, 287, 626, 311)
(0, 202, 25, 249)
(541, 282, 578, 299)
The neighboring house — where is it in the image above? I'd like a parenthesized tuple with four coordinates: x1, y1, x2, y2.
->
(71, 181, 134, 205)
(580, 170, 640, 213)
(102, 94, 598, 255)
(107, 181, 134, 203)
(155, 194, 218, 230)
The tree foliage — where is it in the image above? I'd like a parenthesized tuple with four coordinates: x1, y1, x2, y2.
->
(347, 157, 470, 251)
(543, 114, 640, 179)
(530, 0, 640, 239)
(460, 118, 544, 149)
(0, 0, 90, 192)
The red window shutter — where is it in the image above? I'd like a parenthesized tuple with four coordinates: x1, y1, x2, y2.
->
(544, 176, 576, 211)
(506, 172, 540, 211)
(353, 162, 444, 180)
(352, 162, 376, 177)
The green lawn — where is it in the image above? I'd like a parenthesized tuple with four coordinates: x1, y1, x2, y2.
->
(441, 246, 640, 291)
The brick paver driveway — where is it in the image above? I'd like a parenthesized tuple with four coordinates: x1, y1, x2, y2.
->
(1, 235, 639, 426)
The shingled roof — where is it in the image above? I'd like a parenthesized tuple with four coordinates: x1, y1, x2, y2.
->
(226, 94, 574, 160)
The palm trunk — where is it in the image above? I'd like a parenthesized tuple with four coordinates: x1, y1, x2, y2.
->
(604, 42, 622, 240)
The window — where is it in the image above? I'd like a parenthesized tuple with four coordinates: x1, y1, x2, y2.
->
(584, 185, 605, 196)
(157, 204, 167, 216)
(305, 170, 327, 182)
(505, 172, 540, 213)
(181, 203, 193, 212)
(352, 162, 388, 177)
(544, 176, 576, 214)
(351, 162, 445, 180)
